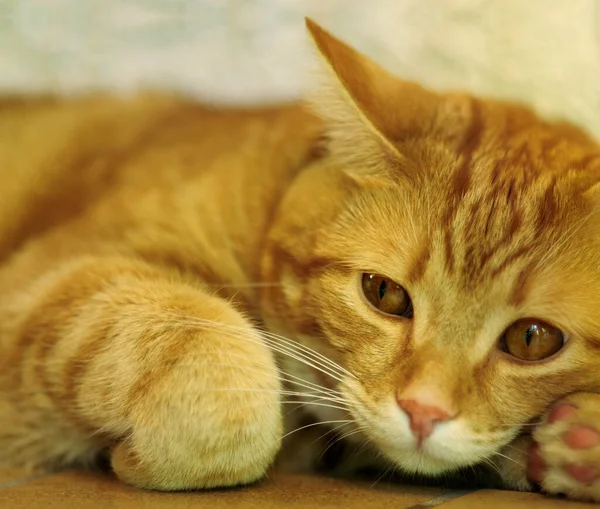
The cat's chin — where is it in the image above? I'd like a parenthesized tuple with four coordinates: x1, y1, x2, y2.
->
(380, 445, 474, 476)
(370, 422, 515, 478)
(347, 393, 514, 477)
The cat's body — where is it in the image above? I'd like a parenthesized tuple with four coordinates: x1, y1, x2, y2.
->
(0, 93, 325, 486)
(3, 20, 600, 502)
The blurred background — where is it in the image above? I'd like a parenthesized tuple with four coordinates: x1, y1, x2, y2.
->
(1, 0, 599, 137)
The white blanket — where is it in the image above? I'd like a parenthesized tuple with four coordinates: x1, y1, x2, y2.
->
(3, 0, 599, 138)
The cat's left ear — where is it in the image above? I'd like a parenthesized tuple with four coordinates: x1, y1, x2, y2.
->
(305, 18, 442, 179)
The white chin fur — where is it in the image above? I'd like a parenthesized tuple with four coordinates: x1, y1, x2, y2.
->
(349, 394, 514, 476)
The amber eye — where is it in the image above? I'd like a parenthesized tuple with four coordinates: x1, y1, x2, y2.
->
(361, 273, 413, 318)
(500, 319, 565, 361)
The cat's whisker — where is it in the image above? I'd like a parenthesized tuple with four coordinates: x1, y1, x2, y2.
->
(286, 398, 351, 413)
(319, 427, 364, 461)
(310, 421, 355, 448)
(171, 363, 350, 407)
(146, 311, 346, 376)
(173, 354, 345, 401)
(17, 359, 352, 408)
(278, 419, 356, 443)
(152, 316, 349, 384)
(151, 310, 357, 380)
(204, 282, 284, 289)
(499, 443, 526, 454)
(20, 349, 352, 407)
(259, 329, 357, 379)
(193, 329, 346, 387)
(150, 318, 341, 381)
(346, 434, 373, 463)
(176, 386, 344, 402)
(481, 457, 503, 478)
(260, 336, 347, 383)
(233, 325, 357, 381)
(388, 465, 399, 488)
(370, 463, 394, 488)
(492, 450, 523, 467)
(282, 371, 345, 397)
(198, 345, 346, 397)
(279, 400, 351, 412)
(6, 382, 350, 412)
(35, 340, 346, 402)
(95, 404, 353, 438)
(253, 417, 361, 471)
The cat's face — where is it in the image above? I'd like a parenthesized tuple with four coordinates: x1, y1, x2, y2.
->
(261, 20, 600, 475)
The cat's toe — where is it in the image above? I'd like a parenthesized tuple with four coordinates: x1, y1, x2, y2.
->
(547, 402, 578, 424)
(563, 463, 600, 484)
(532, 393, 600, 502)
(563, 425, 600, 450)
(526, 442, 545, 485)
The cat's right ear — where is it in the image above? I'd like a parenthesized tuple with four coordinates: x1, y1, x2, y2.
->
(305, 18, 441, 179)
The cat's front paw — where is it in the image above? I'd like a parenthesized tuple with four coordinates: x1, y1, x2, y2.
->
(530, 392, 600, 502)
(109, 303, 284, 491)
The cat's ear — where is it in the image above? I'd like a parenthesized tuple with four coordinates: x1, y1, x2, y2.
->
(305, 18, 441, 179)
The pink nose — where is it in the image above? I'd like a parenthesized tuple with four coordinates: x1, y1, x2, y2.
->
(398, 399, 450, 445)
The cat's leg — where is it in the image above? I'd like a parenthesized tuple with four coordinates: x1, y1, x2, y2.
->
(0, 257, 282, 490)
(495, 393, 600, 502)
(491, 435, 534, 492)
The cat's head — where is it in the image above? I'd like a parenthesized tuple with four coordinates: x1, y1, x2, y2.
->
(260, 19, 600, 475)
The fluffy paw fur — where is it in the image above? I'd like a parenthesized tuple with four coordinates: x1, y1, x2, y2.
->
(108, 303, 284, 491)
(528, 392, 600, 502)
(496, 393, 600, 502)
(0, 258, 285, 491)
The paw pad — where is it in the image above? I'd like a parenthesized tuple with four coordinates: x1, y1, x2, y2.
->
(564, 426, 600, 450)
(548, 403, 577, 424)
(527, 394, 600, 501)
(565, 463, 599, 484)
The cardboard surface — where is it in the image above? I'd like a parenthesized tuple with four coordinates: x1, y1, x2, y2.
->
(0, 468, 596, 508)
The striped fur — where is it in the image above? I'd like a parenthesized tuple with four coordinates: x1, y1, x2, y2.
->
(1, 20, 600, 500)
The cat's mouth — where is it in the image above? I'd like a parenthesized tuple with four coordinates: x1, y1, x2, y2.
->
(343, 385, 515, 476)
(371, 417, 513, 476)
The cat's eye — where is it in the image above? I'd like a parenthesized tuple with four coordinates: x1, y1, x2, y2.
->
(361, 273, 413, 318)
(500, 319, 565, 361)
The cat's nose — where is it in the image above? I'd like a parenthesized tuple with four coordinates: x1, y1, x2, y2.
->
(397, 399, 450, 445)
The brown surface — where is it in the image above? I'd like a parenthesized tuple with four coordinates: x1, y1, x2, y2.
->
(0, 468, 35, 485)
(442, 489, 596, 509)
(0, 468, 597, 509)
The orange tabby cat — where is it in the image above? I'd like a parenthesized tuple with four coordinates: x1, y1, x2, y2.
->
(1, 18, 600, 502)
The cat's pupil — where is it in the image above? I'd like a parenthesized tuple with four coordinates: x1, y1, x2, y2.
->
(378, 280, 387, 300)
(525, 327, 533, 347)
